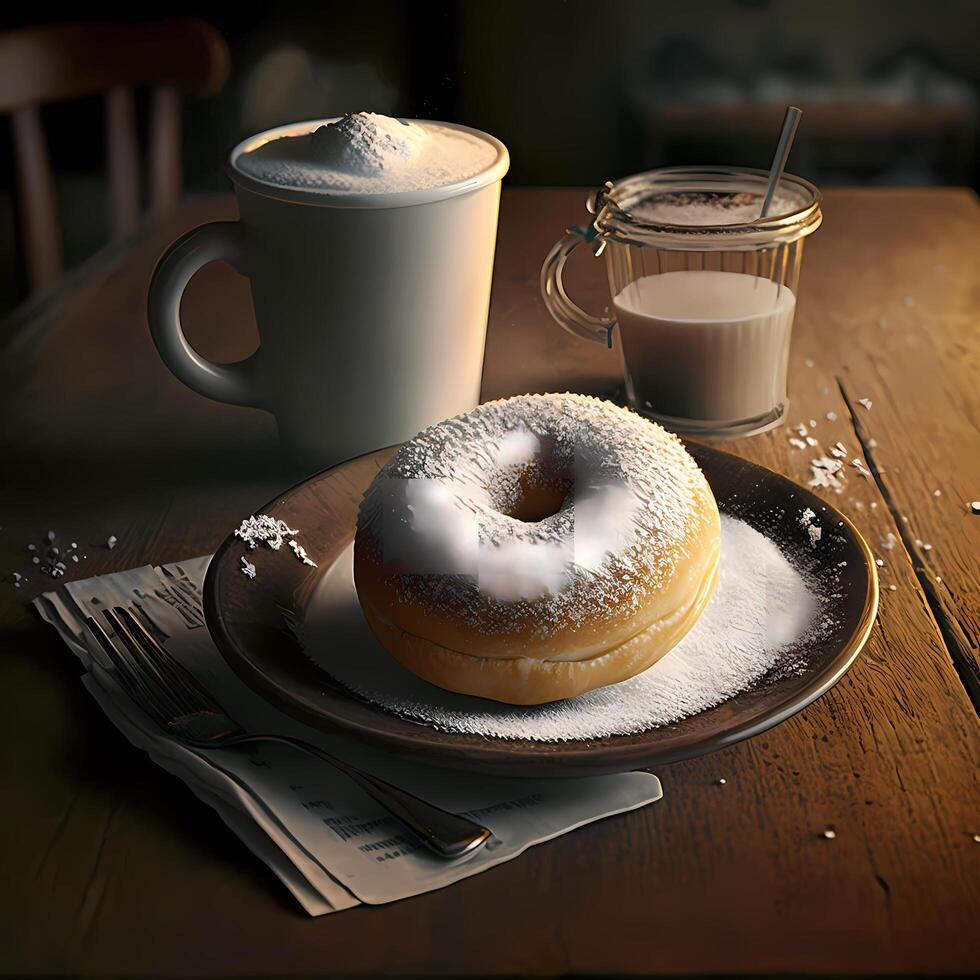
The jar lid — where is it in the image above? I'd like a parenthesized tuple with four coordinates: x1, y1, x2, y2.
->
(592, 166, 822, 251)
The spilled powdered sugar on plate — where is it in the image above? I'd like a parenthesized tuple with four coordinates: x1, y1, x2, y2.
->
(296, 515, 823, 741)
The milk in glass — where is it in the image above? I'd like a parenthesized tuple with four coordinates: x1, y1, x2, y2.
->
(613, 270, 796, 424)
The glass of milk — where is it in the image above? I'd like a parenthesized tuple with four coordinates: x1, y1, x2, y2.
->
(541, 167, 822, 437)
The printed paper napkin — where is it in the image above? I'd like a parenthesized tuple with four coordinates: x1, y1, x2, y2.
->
(36, 557, 662, 915)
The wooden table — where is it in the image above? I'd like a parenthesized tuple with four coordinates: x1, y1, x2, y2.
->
(1, 188, 978, 977)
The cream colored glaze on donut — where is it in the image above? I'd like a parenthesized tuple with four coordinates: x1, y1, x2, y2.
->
(353, 393, 721, 704)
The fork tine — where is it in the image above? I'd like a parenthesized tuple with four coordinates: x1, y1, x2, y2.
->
(87, 614, 175, 725)
(113, 605, 215, 715)
(103, 608, 195, 719)
(86, 614, 135, 687)
(129, 601, 170, 643)
(102, 609, 167, 686)
(101, 609, 185, 718)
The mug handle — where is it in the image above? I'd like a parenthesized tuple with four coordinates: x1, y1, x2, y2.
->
(540, 227, 616, 349)
(148, 222, 265, 409)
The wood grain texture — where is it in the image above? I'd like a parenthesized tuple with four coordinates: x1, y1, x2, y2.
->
(0, 189, 978, 977)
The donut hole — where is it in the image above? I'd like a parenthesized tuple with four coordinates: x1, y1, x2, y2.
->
(490, 429, 574, 523)
(506, 479, 571, 523)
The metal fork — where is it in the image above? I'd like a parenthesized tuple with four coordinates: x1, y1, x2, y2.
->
(85, 603, 491, 859)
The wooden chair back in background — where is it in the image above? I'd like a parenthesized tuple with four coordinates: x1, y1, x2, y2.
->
(0, 18, 229, 294)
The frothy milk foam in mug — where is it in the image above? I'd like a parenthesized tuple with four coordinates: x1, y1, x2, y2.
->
(236, 112, 499, 193)
(614, 270, 796, 423)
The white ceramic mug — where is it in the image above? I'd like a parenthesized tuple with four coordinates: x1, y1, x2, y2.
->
(148, 119, 509, 465)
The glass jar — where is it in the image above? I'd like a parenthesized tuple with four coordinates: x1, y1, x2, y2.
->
(541, 166, 822, 437)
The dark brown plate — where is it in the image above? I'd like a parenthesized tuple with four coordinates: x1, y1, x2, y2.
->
(203, 443, 878, 777)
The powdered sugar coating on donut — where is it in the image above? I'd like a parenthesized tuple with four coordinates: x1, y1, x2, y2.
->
(356, 394, 715, 644)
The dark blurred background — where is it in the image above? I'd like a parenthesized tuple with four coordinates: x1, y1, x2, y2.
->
(1, 0, 977, 314)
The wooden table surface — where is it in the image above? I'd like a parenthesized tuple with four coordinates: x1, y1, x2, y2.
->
(1, 187, 978, 977)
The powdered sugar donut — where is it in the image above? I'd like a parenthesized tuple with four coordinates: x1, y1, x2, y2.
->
(353, 393, 720, 704)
